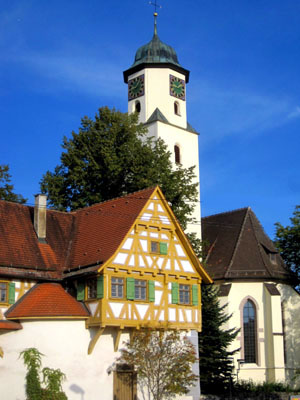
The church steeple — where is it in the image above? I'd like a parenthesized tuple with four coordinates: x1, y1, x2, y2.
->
(123, 16, 201, 240)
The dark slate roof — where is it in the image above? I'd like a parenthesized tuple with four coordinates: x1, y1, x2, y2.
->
(147, 108, 169, 124)
(264, 283, 281, 296)
(145, 109, 199, 135)
(218, 284, 232, 297)
(202, 207, 291, 283)
(0, 187, 156, 280)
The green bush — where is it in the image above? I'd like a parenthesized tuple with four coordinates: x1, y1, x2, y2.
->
(20, 348, 67, 400)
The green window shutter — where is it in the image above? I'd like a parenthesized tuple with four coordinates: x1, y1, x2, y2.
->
(148, 280, 155, 302)
(77, 282, 85, 301)
(160, 242, 168, 255)
(97, 275, 104, 299)
(171, 282, 179, 304)
(8, 282, 15, 304)
(126, 277, 135, 300)
(192, 284, 198, 306)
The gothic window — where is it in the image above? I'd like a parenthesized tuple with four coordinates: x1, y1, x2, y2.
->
(135, 101, 141, 113)
(174, 145, 181, 164)
(243, 300, 257, 363)
(174, 101, 180, 115)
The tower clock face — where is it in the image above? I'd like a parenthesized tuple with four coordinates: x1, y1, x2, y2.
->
(128, 75, 145, 100)
(170, 75, 185, 101)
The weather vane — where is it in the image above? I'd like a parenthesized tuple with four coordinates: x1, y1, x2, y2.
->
(149, 0, 162, 15)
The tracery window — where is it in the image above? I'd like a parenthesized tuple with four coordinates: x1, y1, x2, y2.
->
(243, 299, 257, 363)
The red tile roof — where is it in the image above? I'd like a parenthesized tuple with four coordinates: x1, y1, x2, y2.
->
(0, 320, 22, 330)
(5, 283, 90, 319)
(0, 187, 156, 279)
(202, 207, 291, 282)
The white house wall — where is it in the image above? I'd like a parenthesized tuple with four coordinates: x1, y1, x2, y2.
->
(0, 320, 124, 400)
(0, 320, 199, 400)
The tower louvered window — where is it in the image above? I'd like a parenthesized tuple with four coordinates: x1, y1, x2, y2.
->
(243, 300, 257, 363)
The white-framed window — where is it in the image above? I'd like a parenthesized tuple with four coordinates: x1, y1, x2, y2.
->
(111, 277, 124, 299)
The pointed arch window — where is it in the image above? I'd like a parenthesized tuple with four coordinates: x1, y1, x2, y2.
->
(174, 145, 181, 164)
(243, 300, 257, 363)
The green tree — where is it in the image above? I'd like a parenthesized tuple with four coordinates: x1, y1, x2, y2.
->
(198, 284, 239, 395)
(275, 205, 300, 289)
(40, 107, 198, 230)
(115, 329, 198, 400)
(0, 164, 26, 203)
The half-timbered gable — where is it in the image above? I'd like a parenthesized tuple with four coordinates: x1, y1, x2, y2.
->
(83, 187, 211, 334)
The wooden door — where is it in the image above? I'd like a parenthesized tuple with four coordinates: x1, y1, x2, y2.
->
(113, 365, 137, 400)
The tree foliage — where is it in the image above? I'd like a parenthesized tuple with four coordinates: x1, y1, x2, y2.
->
(115, 329, 198, 400)
(274, 205, 300, 289)
(40, 107, 198, 230)
(0, 164, 26, 203)
(199, 285, 239, 394)
(20, 348, 67, 400)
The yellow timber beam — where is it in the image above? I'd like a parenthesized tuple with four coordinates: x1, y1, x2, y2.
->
(88, 327, 105, 355)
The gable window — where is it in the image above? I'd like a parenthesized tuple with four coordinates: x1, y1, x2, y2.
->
(135, 279, 147, 301)
(243, 300, 257, 363)
(174, 145, 181, 164)
(172, 283, 198, 306)
(87, 278, 97, 299)
(150, 241, 168, 255)
(179, 284, 190, 305)
(269, 253, 277, 264)
(0, 281, 15, 305)
(111, 277, 124, 299)
(0, 282, 7, 303)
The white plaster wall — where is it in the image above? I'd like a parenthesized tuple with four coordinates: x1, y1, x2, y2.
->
(0, 321, 198, 400)
(217, 282, 286, 384)
(278, 283, 300, 387)
(128, 68, 187, 128)
(146, 122, 201, 240)
(0, 320, 129, 400)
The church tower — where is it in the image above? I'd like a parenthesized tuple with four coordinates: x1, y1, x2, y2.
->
(123, 13, 201, 239)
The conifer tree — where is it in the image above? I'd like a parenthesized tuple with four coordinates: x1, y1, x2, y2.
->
(199, 284, 239, 394)
(0, 164, 26, 203)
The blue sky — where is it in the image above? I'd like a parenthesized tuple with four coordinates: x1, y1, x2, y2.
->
(1, 0, 299, 239)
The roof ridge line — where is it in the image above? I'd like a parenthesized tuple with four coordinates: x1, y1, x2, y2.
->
(225, 207, 250, 278)
(73, 186, 158, 214)
(249, 209, 273, 277)
(202, 206, 250, 220)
